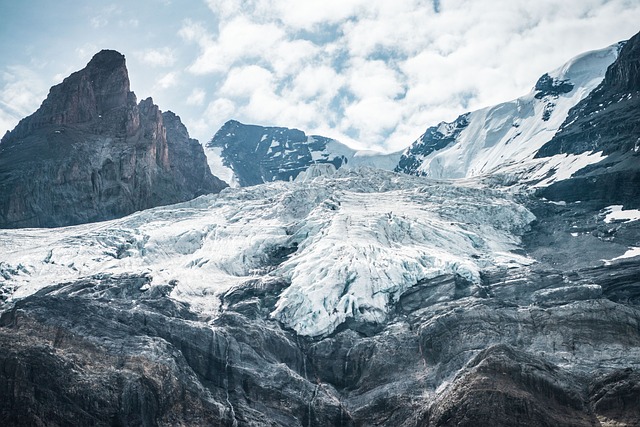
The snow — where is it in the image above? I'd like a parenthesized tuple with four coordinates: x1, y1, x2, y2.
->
(604, 247, 640, 265)
(603, 205, 640, 223)
(295, 163, 337, 182)
(205, 146, 238, 187)
(309, 137, 403, 171)
(411, 43, 619, 182)
(0, 168, 535, 337)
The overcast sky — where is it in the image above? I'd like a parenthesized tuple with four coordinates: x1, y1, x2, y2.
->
(1, 1, 639, 152)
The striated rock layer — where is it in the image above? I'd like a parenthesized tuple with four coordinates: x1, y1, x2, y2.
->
(0, 50, 226, 228)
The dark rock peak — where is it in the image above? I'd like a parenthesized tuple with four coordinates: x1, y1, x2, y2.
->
(86, 49, 126, 71)
(207, 120, 344, 186)
(394, 113, 470, 176)
(0, 50, 226, 228)
(536, 30, 640, 159)
(162, 110, 189, 140)
(209, 119, 307, 148)
(534, 73, 574, 99)
(1, 49, 133, 146)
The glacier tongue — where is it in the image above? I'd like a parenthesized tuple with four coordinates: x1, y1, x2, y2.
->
(0, 168, 535, 337)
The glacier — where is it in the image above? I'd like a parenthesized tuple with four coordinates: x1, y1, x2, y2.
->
(0, 168, 534, 337)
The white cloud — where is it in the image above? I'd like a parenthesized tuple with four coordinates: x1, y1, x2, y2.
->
(186, 88, 206, 106)
(155, 71, 179, 89)
(138, 48, 176, 67)
(289, 65, 344, 101)
(219, 65, 274, 98)
(0, 66, 48, 120)
(346, 59, 404, 99)
(180, 17, 285, 74)
(176, 0, 640, 150)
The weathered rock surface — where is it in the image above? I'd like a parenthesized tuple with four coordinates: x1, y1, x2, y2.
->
(0, 50, 226, 228)
(1, 247, 639, 425)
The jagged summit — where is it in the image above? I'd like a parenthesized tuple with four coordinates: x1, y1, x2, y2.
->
(0, 50, 226, 228)
(2, 50, 133, 146)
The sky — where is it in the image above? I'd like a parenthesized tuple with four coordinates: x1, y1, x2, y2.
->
(1, 1, 639, 153)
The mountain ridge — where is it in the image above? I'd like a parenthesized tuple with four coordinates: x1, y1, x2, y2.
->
(206, 119, 402, 187)
(0, 49, 226, 228)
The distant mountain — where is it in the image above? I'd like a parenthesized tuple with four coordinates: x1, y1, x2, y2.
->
(206, 120, 401, 187)
(0, 50, 226, 228)
(395, 42, 622, 183)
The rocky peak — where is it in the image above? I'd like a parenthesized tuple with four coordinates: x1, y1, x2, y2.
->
(536, 31, 640, 159)
(83, 50, 131, 114)
(605, 36, 639, 92)
(2, 50, 136, 146)
(0, 50, 226, 228)
(394, 113, 470, 176)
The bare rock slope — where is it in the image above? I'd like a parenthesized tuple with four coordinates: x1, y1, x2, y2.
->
(0, 50, 226, 228)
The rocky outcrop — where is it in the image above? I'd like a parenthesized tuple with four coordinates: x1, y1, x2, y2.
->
(0, 50, 226, 228)
(536, 36, 638, 158)
(1, 250, 639, 425)
(536, 33, 640, 208)
(394, 113, 469, 175)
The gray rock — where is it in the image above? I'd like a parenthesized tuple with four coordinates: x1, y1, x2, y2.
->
(0, 50, 226, 228)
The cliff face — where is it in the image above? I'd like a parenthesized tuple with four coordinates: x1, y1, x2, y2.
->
(535, 33, 640, 208)
(0, 50, 226, 228)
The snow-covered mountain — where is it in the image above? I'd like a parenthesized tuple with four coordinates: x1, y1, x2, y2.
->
(396, 42, 623, 184)
(2, 33, 640, 426)
(206, 120, 401, 187)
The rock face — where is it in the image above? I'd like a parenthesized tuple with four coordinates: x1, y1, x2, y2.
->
(206, 120, 401, 187)
(0, 50, 226, 228)
(394, 113, 469, 175)
(536, 32, 640, 208)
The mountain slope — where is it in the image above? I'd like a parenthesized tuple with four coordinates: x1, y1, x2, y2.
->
(395, 42, 622, 182)
(0, 50, 226, 228)
(536, 31, 640, 208)
(206, 120, 401, 187)
(1, 166, 639, 425)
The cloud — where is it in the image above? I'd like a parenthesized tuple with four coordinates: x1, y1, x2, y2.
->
(175, 0, 640, 151)
(288, 65, 344, 101)
(179, 17, 285, 74)
(155, 71, 179, 89)
(186, 88, 206, 106)
(219, 65, 274, 98)
(0, 66, 48, 133)
(137, 48, 177, 67)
